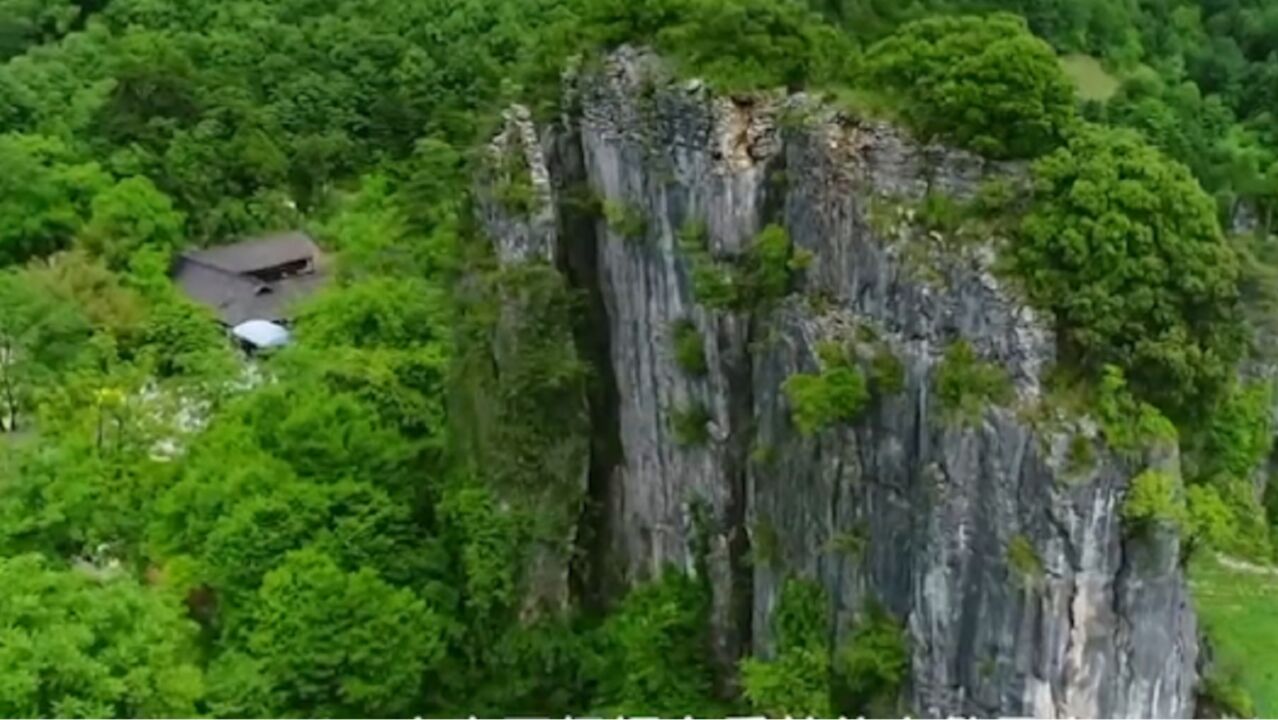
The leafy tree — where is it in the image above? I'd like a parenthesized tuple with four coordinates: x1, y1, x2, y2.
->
(0, 134, 110, 265)
(0, 554, 204, 717)
(741, 578, 832, 717)
(1015, 125, 1247, 418)
(591, 569, 721, 716)
(220, 547, 445, 717)
(79, 176, 186, 270)
(0, 269, 92, 430)
(865, 13, 1077, 158)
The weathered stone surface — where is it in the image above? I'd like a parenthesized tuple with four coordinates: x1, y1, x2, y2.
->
(481, 47, 1200, 717)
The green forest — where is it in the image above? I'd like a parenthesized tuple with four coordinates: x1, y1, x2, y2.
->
(4, 0, 1278, 716)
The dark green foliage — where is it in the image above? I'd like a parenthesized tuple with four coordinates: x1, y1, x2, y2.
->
(864, 14, 1077, 158)
(672, 402, 713, 447)
(1015, 125, 1247, 420)
(1066, 434, 1096, 475)
(591, 0, 855, 91)
(833, 604, 909, 717)
(871, 349, 906, 395)
(934, 340, 1012, 426)
(671, 319, 708, 376)
(740, 578, 832, 717)
(591, 570, 721, 717)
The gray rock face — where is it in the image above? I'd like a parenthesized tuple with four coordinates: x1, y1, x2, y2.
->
(482, 48, 1199, 717)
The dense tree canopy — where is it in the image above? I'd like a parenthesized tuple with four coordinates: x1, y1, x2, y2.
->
(865, 13, 1078, 158)
(1, 0, 1278, 716)
(1016, 125, 1247, 416)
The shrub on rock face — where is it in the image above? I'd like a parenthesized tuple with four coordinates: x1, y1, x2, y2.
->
(865, 13, 1077, 159)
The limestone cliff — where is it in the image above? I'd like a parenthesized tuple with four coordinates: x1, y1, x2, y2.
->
(475, 48, 1199, 718)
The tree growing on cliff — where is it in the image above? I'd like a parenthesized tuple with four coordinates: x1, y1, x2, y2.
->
(864, 13, 1078, 158)
(1015, 125, 1247, 418)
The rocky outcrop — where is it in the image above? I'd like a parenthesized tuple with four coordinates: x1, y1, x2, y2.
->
(477, 48, 1199, 717)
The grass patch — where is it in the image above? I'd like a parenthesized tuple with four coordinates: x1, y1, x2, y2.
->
(1190, 555, 1278, 716)
(1060, 54, 1120, 102)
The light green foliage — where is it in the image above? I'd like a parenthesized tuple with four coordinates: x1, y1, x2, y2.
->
(1200, 669, 1257, 719)
(1199, 381, 1275, 483)
(1059, 54, 1120, 102)
(1191, 556, 1276, 715)
(671, 319, 708, 376)
(864, 14, 1077, 158)
(78, 176, 186, 270)
(0, 554, 204, 717)
(592, 570, 721, 717)
(1122, 469, 1187, 533)
(741, 578, 832, 717)
(833, 604, 908, 717)
(744, 224, 795, 302)
(935, 340, 1012, 426)
(783, 365, 870, 435)
(1015, 125, 1246, 419)
(222, 547, 445, 717)
(1007, 533, 1044, 585)
(1094, 365, 1178, 454)
(672, 403, 713, 447)
(603, 200, 648, 241)
(0, 268, 92, 431)
(680, 221, 799, 310)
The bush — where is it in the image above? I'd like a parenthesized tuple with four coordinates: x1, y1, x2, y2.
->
(672, 403, 712, 447)
(1006, 534, 1044, 585)
(740, 578, 831, 717)
(934, 340, 1011, 426)
(833, 604, 908, 717)
(603, 200, 648, 241)
(864, 13, 1077, 159)
(591, 0, 855, 92)
(783, 366, 869, 435)
(1015, 125, 1246, 420)
(671, 319, 708, 376)
(1198, 667, 1257, 719)
(1122, 469, 1187, 533)
(591, 569, 721, 717)
(871, 349, 905, 395)
(742, 224, 794, 304)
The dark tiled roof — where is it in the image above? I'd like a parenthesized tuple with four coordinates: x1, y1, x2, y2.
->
(181, 231, 321, 275)
(173, 231, 327, 326)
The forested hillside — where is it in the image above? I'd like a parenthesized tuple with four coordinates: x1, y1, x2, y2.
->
(2, 0, 1278, 716)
